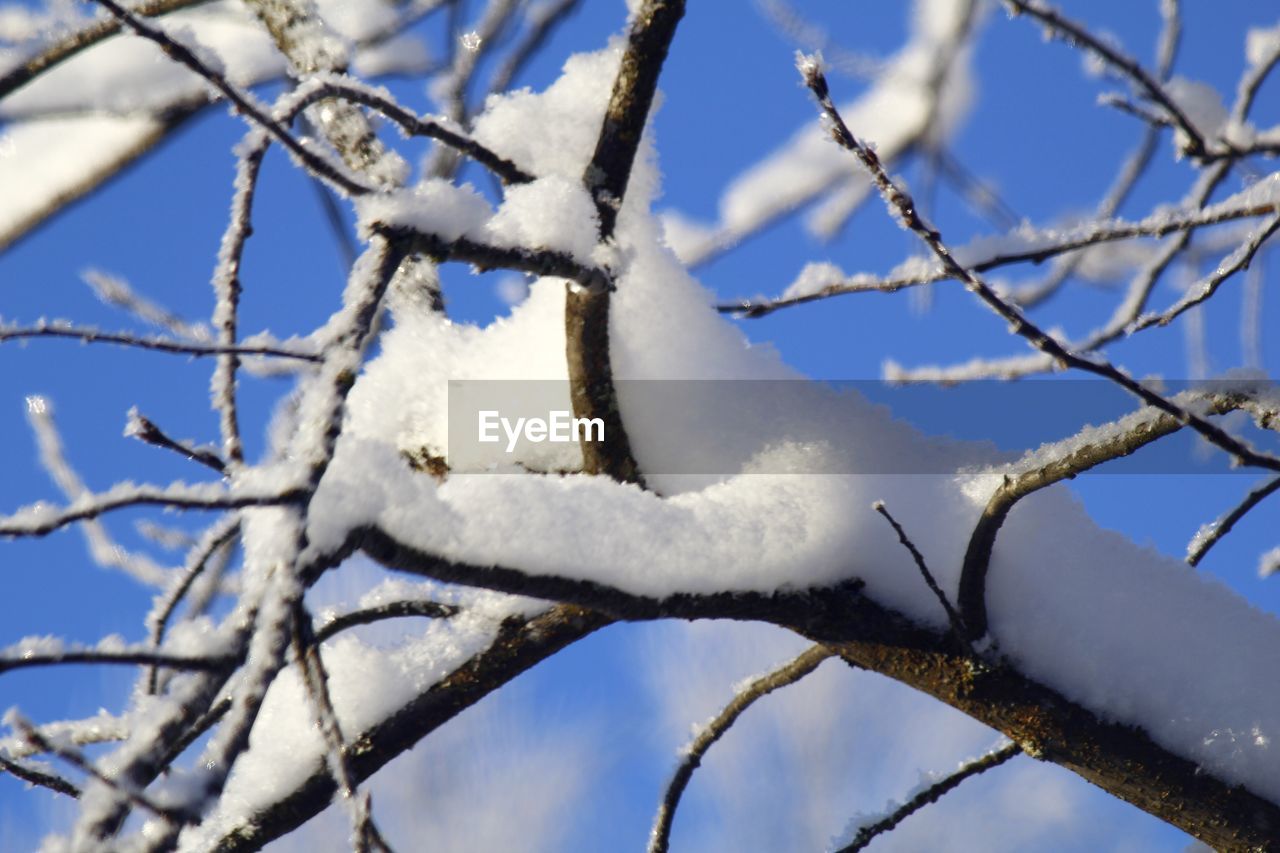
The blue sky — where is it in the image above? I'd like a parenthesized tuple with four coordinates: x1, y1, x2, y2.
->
(1, 1, 1277, 849)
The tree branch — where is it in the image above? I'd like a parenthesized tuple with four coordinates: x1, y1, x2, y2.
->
(647, 644, 834, 853)
(834, 741, 1021, 853)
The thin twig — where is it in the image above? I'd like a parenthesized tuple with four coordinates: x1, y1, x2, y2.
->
(146, 518, 241, 694)
(0, 648, 237, 675)
(91, 0, 373, 196)
(873, 502, 973, 656)
(0, 754, 81, 799)
(834, 742, 1021, 853)
(1002, 0, 1206, 155)
(488, 0, 583, 95)
(647, 644, 834, 853)
(9, 715, 197, 825)
(292, 601, 394, 853)
(799, 59, 1280, 641)
(0, 485, 302, 538)
(0, 323, 320, 361)
(719, 191, 1274, 317)
(1187, 475, 1280, 567)
(313, 600, 460, 645)
(125, 410, 226, 474)
(1130, 213, 1280, 332)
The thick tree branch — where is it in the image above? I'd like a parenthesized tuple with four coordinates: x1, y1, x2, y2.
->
(565, 0, 685, 484)
(353, 523, 1280, 850)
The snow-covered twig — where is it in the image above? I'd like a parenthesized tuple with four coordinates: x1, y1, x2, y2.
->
(888, 161, 1232, 382)
(125, 409, 226, 474)
(647, 644, 835, 853)
(1187, 475, 1280, 568)
(800, 61, 1280, 476)
(721, 185, 1274, 318)
(0, 481, 301, 539)
(0, 321, 320, 361)
(1130, 212, 1280, 332)
(91, 0, 373, 197)
(83, 269, 211, 342)
(210, 132, 266, 467)
(0, 753, 80, 799)
(290, 601, 393, 853)
(0, 0, 208, 103)
(380, 225, 604, 284)
(26, 399, 171, 586)
(8, 713, 198, 825)
(145, 517, 241, 694)
(834, 741, 1021, 853)
(287, 76, 533, 184)
(0, 645, 237, 676)
(960, 390, 1253, 643)
(313, 599, 459, 645)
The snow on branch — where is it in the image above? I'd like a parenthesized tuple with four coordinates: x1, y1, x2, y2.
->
(0, 0, 206, 103)
(91, 0, 374, 197)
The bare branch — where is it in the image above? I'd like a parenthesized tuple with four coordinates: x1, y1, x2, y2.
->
(873, 502, 973, 656)
(834, 741, 1021, 853)
(647, 644, 834, 853)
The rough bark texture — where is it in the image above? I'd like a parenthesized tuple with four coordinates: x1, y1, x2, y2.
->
(565, 0, 685, 485)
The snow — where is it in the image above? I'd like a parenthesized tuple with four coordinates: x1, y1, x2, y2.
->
(0, 7, 284, 118)
(308, 39, 1280, 814)
(10, 1, 1280, 842)
(177, 589, 543, 850)
(0, 114, 162, 247)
